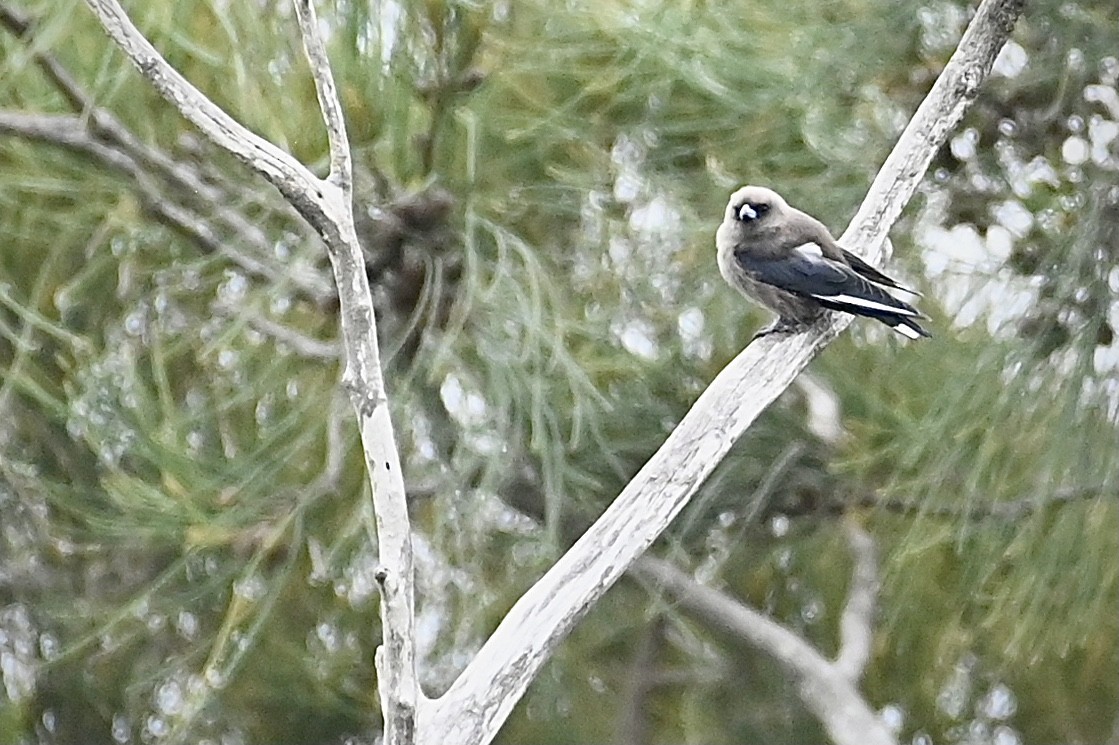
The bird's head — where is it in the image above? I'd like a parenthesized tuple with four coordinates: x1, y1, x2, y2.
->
(724, 185, 788, 227)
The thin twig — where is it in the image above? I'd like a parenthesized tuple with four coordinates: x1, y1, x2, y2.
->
(214, 302, 341, 360)
(834, 520, 879, 683)
(0, 115, 327, 301)
(306, 390, 349, 497)
(292, 0, 350, 192)
(0, 110, 328, 295)
(793, 485, 1117, 521)
(0, 5, 89, 112)
(614, 617, 664, 745)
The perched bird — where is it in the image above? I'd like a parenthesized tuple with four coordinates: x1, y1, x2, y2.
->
(716, 185, 929, 340)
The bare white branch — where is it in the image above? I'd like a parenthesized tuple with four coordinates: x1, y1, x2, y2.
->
(285, 3, 422, 742)
(291, 0, 351, 191)
(834, 521, 880, 683)
(423, 1, 1023, 744)
(633, 556, 895, 745)
(81, 1, 421, 743)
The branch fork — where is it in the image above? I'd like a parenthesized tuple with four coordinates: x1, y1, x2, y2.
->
(633, 519, 887, 745)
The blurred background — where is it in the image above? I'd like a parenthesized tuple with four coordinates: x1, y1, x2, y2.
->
(1, 0, 1116, 743)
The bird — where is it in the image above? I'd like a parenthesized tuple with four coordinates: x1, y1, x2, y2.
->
(715, 185, 930, 340)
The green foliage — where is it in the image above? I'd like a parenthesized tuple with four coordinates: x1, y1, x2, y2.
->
(1, 0, 1116, 743)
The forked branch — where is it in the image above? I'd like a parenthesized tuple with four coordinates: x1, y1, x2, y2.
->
(81, 1, 420, 743)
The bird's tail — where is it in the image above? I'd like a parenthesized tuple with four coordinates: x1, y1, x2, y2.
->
(815, 296, 931, 339)
(884, 314, 931, 340)
(811, 270, 931, 340)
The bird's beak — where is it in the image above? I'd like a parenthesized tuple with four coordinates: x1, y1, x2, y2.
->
(737, 204, 757, 221)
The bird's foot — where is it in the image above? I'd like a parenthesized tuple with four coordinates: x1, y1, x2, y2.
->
(751, 318, 806, 341)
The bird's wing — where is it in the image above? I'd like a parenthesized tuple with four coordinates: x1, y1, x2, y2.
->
(735, 242, 926, 319)
(840, 247, 922, 296)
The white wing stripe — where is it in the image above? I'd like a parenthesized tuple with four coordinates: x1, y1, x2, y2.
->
(792, 242, 825, 259)
(811, 292, 920, 317)
(891, 322, 921, 340)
